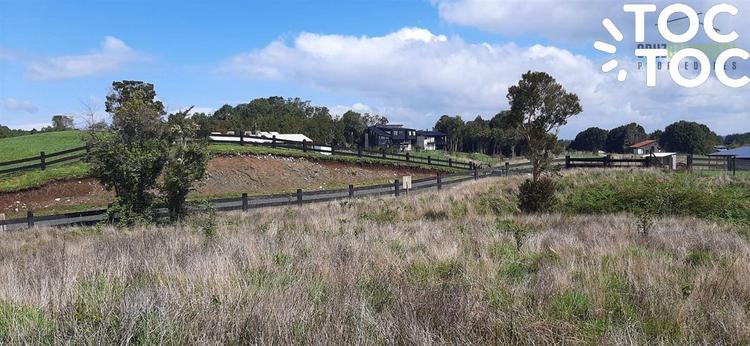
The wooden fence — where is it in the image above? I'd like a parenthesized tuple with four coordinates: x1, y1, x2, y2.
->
(564, 155, 649, 168)
(209, 133, 479, 170)
(0, 146, 88, 175)
(1, 165, 529, 232)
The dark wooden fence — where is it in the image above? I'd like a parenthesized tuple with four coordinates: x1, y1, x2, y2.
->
(564, 155, 649, 168)
(209, 133, 480, 170)
(1, 165, 527, 232)
(0, 146, 88, 175)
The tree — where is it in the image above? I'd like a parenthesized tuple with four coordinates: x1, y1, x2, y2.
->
(605, 123, 647, 153)
(434, 115, 465, 152)
(337, 111, 367, 148)
(569, 127, 608, 152)
(660, 121, 720, 154)
(723, 132, 750, 148)
(87, 81, 168, 221)
(362, 113, 389, 126)
(507, 71, 582, 181)
(162, 109, 209, 221)
(51, 115, 75, 131)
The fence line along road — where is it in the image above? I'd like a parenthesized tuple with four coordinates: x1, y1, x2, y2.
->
(0, 164, 529, 232)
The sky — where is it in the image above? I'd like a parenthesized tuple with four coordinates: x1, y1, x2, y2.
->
(0, 0, 749, 139)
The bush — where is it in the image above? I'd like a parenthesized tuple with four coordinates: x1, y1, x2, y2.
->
(517, 177, 558, 213)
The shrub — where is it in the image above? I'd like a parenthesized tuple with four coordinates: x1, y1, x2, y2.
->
(517, 177, 558, 213)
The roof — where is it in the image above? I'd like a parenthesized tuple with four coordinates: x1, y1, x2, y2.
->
(627, 139, 658, 149)
(417, 130, 446, 137)
(367, 126, 391, 137)
(641, 152, 676, 158)
(372, 124, 415, 131)
(709, 145, 750, 159)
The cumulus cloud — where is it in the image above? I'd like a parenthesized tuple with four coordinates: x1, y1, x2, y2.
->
(434, 0, 750, 46)
(0, 98, 38, 113)
(26, 36, 141, 80)
(224, 27, 749, 137)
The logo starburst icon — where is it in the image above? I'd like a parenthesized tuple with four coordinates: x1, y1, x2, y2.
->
(595, 18, 628, 82)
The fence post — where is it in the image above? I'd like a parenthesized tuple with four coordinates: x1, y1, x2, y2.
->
(406, 152, 410, 162)
(565, 155, 571, 169)
(242, 193, 248, 212)
(687, 154, 693, 170)
(40, 152, 46, 171)
(427, 156, 431, 165)
(394, 179, 400, 197)
(449, 158, 453, 168)
(0, 213, 5, 232)
(381, 148, 386, 158)
(604, 155, 611, 168)
(473, 168, 478, 180)
(239, 131, 245, 146)
(437, 173, 442, 190)
(26, 210, 34, 228)
(357, 146, 362, 157)
(302, 140, 307, 152)
(505, 162, 510, 176)
(349, 184, 354, 198)
(296, 189, 303, 206)
(732, 156, 737, 176)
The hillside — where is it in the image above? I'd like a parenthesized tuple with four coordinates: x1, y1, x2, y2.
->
(0, 131, 84, 162)
(0, 154, 434, 217)
(0, 170, 748, 344)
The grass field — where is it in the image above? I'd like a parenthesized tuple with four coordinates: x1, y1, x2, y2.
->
(0, 170, 748, 344)
(0, 131, 84, 162)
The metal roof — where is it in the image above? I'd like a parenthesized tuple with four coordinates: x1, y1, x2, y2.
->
(417, 130, 446, 137)
(709, 145, 750, 159)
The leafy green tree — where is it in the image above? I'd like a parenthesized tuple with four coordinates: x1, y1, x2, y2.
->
(337, 110, 367, 148)
(569, 127, 608, 152)
(362, 113, 389, 126)
(605, 123, 647, 153)
(434, 115, 465, 152)
(724, 132, 750, 148)
(659, 121, 720, 154)
(507, 71, 582, 182)
(87, 81, 167, 220)
(162, 109, 210, 221)
(51, 115, 75, 131)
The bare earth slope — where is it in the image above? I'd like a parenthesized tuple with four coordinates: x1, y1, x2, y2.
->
(0, 154, 432, 217)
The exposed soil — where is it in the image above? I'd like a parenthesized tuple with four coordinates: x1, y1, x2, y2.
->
(0, 154, 434, 217)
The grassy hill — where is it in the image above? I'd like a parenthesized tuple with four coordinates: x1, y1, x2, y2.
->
(0, 131, 85, 162)
(0, 170, 748, 344)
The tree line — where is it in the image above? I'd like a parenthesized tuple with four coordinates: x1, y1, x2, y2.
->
(568, 121, 738, 155)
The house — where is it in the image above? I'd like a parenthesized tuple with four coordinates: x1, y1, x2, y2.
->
(416, 130, 446, 151)
(627, 139, 660, 155)
(363, 124, 417, 151)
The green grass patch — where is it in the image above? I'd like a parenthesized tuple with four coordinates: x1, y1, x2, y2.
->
(0, 131, 84, 162)
(558, 171, 750, 227)
(0, 162, 90, 193)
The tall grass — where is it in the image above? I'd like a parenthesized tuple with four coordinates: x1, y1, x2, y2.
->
(0, 173, 748, 344)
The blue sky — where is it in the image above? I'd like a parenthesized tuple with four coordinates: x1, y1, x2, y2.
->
(1, 0, 749, 138)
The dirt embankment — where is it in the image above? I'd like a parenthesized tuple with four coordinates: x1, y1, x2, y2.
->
(0, 154, 434, 217)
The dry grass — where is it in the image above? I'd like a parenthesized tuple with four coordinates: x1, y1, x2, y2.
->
(0, 173, 749, 345)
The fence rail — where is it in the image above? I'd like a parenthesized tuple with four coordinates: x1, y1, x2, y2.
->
(1, 163, 536, 232)
(0, 146, 88, 175)
(208, 133, 479, 170)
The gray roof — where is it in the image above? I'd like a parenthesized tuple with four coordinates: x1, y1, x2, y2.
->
(709, 145, 750, 159)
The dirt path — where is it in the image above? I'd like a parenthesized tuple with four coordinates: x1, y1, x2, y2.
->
(0, 154, 434, 217)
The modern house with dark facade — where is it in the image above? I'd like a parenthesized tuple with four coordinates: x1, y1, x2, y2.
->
(362, 124, 445, 151)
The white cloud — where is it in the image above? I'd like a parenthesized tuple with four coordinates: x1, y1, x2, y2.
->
(225, 27, 749, 137)
(0, 98, 38, 113)
(434, 0, 750, 46)
(26, 36, 141, 80)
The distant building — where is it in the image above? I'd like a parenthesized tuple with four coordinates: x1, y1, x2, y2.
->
(714, 145, 728, 152)
(362, 125, 446, 151)
(363, 125, 417, 151)
(416, 130, 446, 151)
(627, 139, 660, 155)
(709, 145, 750, 159)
